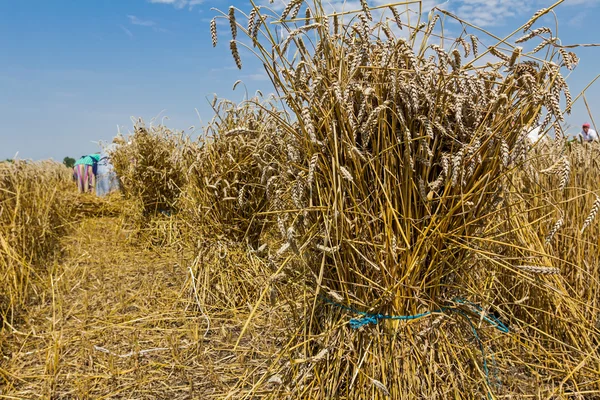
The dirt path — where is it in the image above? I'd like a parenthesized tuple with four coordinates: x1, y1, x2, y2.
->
(0, 216, 222, 399)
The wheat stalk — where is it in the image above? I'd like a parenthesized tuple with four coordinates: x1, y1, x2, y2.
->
(386, 6, 401, 31)
(545, 218, 564, 245)
(558, 156, 570, 191)
(230, 40, 242, 69)
(210, 18, 218, 47)
(359, 0, 372, 21)
(581, 196, 600, 234)
(228, 6, 237, 40)
(516, 265, 560, 275)
(523, 8, 549, 32)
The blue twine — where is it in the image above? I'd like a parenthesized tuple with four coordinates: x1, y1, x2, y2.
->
(322, 296, 509, 333)
(452, 308, 498, 397)
(319, 296, 442, 328)
(321, 295, 509, 398)
(452, 297, 510, 334)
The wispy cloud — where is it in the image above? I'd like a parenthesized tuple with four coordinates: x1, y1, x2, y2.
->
(209, 66, 238, 72)
(120, 25, 134, 38)
(127, 15, 170, 33)
(452, 0, 528, 27)
(451, 0, 599, 27)
(127, 15, 156, 27)
(568, 11, 588, 27)
(243, 72, 270, 81)
(148, 0, 204, 10)
(259, 0, 440, 16)
(563, 0, 600, 5)
(257, 0, 542, 29)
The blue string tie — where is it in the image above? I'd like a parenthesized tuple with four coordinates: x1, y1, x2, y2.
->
(349, 314, 380, 329)
(321, 295, 510, 397)
(324, 296, 509, 334)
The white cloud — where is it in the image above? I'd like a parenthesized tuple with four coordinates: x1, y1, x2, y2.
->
(452, 0, 528, 27)
(244, 72, 270, 81)
(447, 0, 598, 28)
(568, 11, 588, 27)
(198, 0, 570, 45)
(256, 0, 544, 29)
(127, 15, 156, 27)
(120, 25, 134, 38)
(206, 0, 594, 34)
(258, 0, 439, 18)
(209, 66, 238, 72)
(127, 15, 170, 33)
(563, 0, 600, 5)
(148, 0, 204, 10)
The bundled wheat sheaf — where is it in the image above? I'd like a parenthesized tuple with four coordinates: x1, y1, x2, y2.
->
(111, 121, 188, 216)
(193, 0, 600, 398)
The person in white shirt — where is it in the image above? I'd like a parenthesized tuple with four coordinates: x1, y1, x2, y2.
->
(526, 125, 543, 144)
(581, 123, 598, 142)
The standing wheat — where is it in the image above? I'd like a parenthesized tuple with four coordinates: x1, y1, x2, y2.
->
(489, 47, 509, 62)
(500, 138, 510, 168)
(516, 265, 560, 274)
(508, 46, 522, 67)
(237, 185, 246, 207)
(251, 14, 262, 43)
(333, 13, 339, 34)
(307, 153, 319, 188)
(302, 106, 318, 144)
(581, 196, 600, 233)
(247, 7, 257, 33)
(281, 0, 303, 20)
(450, 48, 461, 70)
(360, 0, 372, 21)
(339, 166, 354, 183)
(451, 148, 464, 187)
(290, 1, 302, 19)
(389, 6, 402, 30)
(545, 218, 563, 244)
(230, 40, 242, 69)
(455, 37, 471, 57)
(523, 8, 548, 32)
(469, 34, 479, 56)
(228, 6, 237, 39)
(515, 31, 536, 44)
(558, 156, 570, 191)
(210, 18, 218, 47)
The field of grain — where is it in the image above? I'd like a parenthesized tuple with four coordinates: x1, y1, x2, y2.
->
(1, 1, 599, 398)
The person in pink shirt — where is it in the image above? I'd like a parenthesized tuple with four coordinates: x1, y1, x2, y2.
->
(581, 123, 598, 142)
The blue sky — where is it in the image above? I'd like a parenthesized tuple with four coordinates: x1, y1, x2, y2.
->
(0, 0, 599, 161)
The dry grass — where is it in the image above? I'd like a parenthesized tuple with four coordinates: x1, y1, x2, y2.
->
(0, 160, 74, 328)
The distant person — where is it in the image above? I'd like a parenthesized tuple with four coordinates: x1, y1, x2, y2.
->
(526, 125, 542, 144)
(95, 142, 121, 197)
(73, 153, 101, 193)
(581, 123, 598, 142)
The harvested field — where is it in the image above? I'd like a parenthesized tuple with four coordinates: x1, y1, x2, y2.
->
(0, 214, 286, 398)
